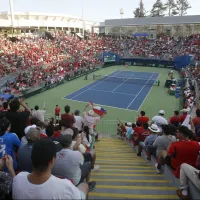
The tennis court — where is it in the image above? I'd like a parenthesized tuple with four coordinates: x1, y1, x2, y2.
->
(64, 70, 159, 111)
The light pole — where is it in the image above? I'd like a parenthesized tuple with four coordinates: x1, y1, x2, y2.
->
(9, 0, 14, 36)
(82, 0, 84, 39)
(120, 8, 124, 38)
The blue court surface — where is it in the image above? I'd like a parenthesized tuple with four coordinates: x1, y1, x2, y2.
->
(64, 70, 159, 111)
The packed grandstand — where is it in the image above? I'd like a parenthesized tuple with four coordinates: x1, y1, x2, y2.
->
(1, 9, 200, 200)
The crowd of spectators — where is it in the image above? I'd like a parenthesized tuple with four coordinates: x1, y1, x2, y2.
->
(124, 34, 200, 61)
(0, 97, 106, 199)
(1, 33, 200, 95)
(118, 103, 200, 199)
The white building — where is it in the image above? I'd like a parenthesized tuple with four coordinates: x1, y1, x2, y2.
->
(0, 12, 99, 33)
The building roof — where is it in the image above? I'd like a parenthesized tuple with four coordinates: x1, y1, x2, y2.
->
(104, 15, 200, 26)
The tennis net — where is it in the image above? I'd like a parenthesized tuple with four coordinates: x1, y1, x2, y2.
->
(95, 75, 159, 86)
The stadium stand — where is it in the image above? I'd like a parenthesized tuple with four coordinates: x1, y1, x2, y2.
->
(1, 30, 200, 200)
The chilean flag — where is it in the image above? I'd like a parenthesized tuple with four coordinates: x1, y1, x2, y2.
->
(89, 101, 107, 116)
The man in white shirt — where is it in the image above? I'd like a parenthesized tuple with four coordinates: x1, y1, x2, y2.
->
(74, 110, 84, 132)
(52, 135, 96, 191)
(12, 138, 88, 200)
(152, 110, 168, 132)
(32, 105, 46, 122)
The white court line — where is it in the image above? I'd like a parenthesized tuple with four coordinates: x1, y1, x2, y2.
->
(89, 88, 136, 97)
(136, 73, 160, 112)
(112, 73, 135, 92)
(70, 70, 122, 100)
(62, 98, 135, 112)
(126, 73, 155, 110)
(64, 70, 121, 98)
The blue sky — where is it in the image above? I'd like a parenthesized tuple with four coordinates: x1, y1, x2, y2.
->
(0, 0, 199, 22)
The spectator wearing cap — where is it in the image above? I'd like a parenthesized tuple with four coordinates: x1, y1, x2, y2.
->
(169, 111, 180, 127)
(74, 110, 84, 132)
(32, 105, 46, 122)
(18, 127, 40, 172)
(137, 111, 149, 125)
(5, 98, 31, 139)
(21, 125, 37, 145)
(179, 109, 188, 124)
(167, 126, 199, 178)
(0, 118, 21, 170)
(12, 138, 88, 199)
(153, 124, 176, 174)
(152, 110, 168, 132)
(61, 105, 75, 129)
(52, 134, 96, 191)
(137, 124, 159, 159)
(125, 122, 134, 141)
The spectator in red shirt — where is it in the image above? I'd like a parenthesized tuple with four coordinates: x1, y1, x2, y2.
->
(192, 109, 200, 128)
(135, 123, 150, 156)
(169, 111, 180, 127)
(179, 109, 188, 124)
(134, 122, 144, 135)
(167, 126, 199, 178)
(137, 111, 149, 125)
(61, 105, 75, 129)
(55, 105, 61, 120)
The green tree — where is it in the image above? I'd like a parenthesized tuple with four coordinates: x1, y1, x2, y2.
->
(165, 0, 178, 16)
(133, 0, 146, 18)
(176, 0, 191, 16)
(150, 0, 167, 17)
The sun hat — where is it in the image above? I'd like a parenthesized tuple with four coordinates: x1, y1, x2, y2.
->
(88, 110, 95, 116)
(159, 110, 165, 115)
(148, 124, 160, 133)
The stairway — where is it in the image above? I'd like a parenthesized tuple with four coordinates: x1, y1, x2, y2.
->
(89, 137, 178, 199)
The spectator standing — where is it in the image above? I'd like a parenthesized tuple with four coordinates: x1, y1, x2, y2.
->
(137, 111, 149, 125)
(32, 105, 46, 122)
(0, 118, 21, 170)
(152, 110, 168, 131)
(5, 98, 31, 139)
(61, 105, 75, 128)
(74, 110, 84, 132)
(18, 127, 40, 173)
(12, 138, 88, 199)
(55, 105, 60, 121)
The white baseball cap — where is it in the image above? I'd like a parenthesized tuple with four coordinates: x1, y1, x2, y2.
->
(159, 110, 165, 115)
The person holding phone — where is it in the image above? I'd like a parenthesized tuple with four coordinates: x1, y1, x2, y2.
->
(0, 118, 21, 170)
